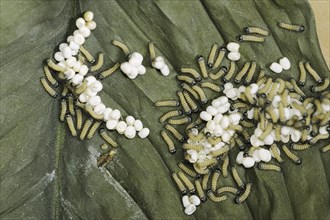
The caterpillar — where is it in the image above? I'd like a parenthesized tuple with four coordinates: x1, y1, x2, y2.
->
(180, 67, 202, 81)
(99, 63, 120, 80)
(305, 62, 322, 84)
(244, 27, 269, 36)
(207, 190, 228, 203)
(237, 35, 265, 42)
(154, 100, 180, 107)
(232, 166, 244, 189)
(222, 155, 229, 177)
(257, 69, 266, 81)
(59, 98, 67, 122)
(234, 134, 245, 149)
(321, 144, 330, 153)
(285, 81, 294, 92)
(195, 179, 207, 202)
(309, 134, 329, 145)
(232, 102, 249, 109)
(274, 124, 281, 142)
(207, 43, 219, 68)
(148, 42, 156, 61)
(311, 78, 329, 93)
(197, 55, 208, 78)
(75, 81, 87, 94)
(178, 171, 196, 193)
(183, 91, 198, 112)
(112, 40, 130, 56)
(291, 143, 311, 151)
(223, 61, 236, 82)
(178, 162, 199, 179)
(181, 83, 200, 100)
(290, 79, 306, 98)
(182, 143, 204, 151)
(282, 145, 302, 165)
(168, 116, 191, 125)
(235, 183, 252, 204)
(258, 78, 273, 95)
(209, 66, 226, 80)
(172, 173, 188, 195)
(201, 82, 221, 92)
(244, 86, 256, 104)
(75, 100, 85, 109)
(281, 89, 290, 107)
(177, 91, 192, 114)
(270, 143, 283, 163)
(85, 106, 104, 120)
(66, 114, 77, 137)
(193, 163, 210, 175)
(90, 53, 104, 72)
(298, 61, 307, 86)
(177, 75, 196, 85)
(276, 78, 285, 94)
(43, 65, 58, 87)
(97, 149, 117, 167)
(291, 102, 307, 117)
(256, 75, 267, 87)
(78, 53, 86, 64)
(67, 94, 75, 116)
(192, 85, 208, 103)
(217, 186, 240, 195)
(210, 145, 230, 157)
(267, 107, 279, 123)
(234, 62, 250, 84)
(267, 82, 278, 103)
(79, 118, 93, 140)
(40, 77, 58, 98)
(165, 124, 185, 142)
(211, 169, 221, 192)
(161, 130, 176, 154)
(257, 163, 281, 172)
(278, 22, 304, 32)
(228, 125, 243, 132)
(75, 107, 83, 130)
(79, 45, 95, 63)
(47, 59, 66, 72)
(259, 121, 273, 140)
(206, 136, 222, 145)
(202, 172, 211, 190)
(99, 128, 118, 147)
(212, 47, 226, 70)
(244, 61, 257, 85)
(87, 121, 101, 139)
(61, 85, 69, 97)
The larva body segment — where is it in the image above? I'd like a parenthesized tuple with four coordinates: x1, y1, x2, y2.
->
(60, 98, 67, 122)
(180, 67, 202, 81)
(165, 124, 185, 142)
(212, 48, 226, 70)
(223, 61, 236, 82)
(148, 42, 156, 61)
(161, 130, 176, 154)
(257, 163, 281, 172)
(90, 53, 104, 72)
(278, 22, 304, 32)
(178, 162, 199, 178)
(172, 173, 188, 195)
(75, 107, 83, 130)
(209, 67, 226, 80)
(44, 65, 58, 87)
(154, 100, 180, 107)
(66, 114, 77, 137)
(178, 171, 196, 193)
(235, 183, 252, 204)
(47, 59, 66, 72)
(67, 94, 75, 116)
(197, 55, 208, 78)
(244, 61, 257, 85)
(298, 61, 307, 86)
(282, 145, 302, 165)
(232, 166, 244, 188)
(238, 35, 265, 42)
(201, 82, 221, 92)
(311, 78, 329, 93)
(207, 43, 218, 68)
(80, 118, 93, 140)
(183, 91, 198, 112)
(159, 110, 183, 123)
(99, 128, 118, 147)
(195, 179, 207, 202)
(211, 169, 221, 192)
(99, 63, 120, 80)
(40, 77, 58, 98)
(79, 45, 95, 63)
(87, 121, 101, 139)
(192, 85, 208, 103)
(177, 91, 192, 114)
(168, 116, 191, 125)
(207, 190, 228, 203)
(235, 62, 250, 84)
(112, 40, 130, 56)
(305, 62, 322, 84)
(244, 27, 269, 36)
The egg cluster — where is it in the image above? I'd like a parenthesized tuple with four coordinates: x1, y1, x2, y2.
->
(120, 52, 146, 79)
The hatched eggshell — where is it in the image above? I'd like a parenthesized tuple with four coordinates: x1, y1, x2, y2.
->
(206, 106, 218, 116)
(160, 65, 170, 76)
(189, 195, 201, 206)
(90, 81, 103, 92)
(279, 57, 291, 70)
(87, 95, 101, 107)
(134, 120, 143, 131)
(79, 93, 89, 103)
(250, 84, 259, 94)
(227, 51, 241, 61)
(116, 121, 127, 134)
(213, 113, 223, 123)
(137, 65, 146, 75)
(184, 204, 196, 216)
(253, 150, 261, 162)
(54, 52, 64, 62)
(242, 157, 255, 168)
(138, 128, 150, 139)
(126, 116, 135, 126)
(200, 111, 212, 121)
(226, 42, 240, 52)
(236, 151, 244, 164)
(94, 103, 106, 115)
(79, 25, 91, 38)
(103, 108, 113, 121)
(79, 65, 89, 76)
(220, 116, 230, 129)
(270, 62, 283, 73)
(71, 74, 84, 86)
(106, 119, 118, 130)
(206, 120, 216, 131)
(110, 109, 121, 120)
(76, 17, 86, 28)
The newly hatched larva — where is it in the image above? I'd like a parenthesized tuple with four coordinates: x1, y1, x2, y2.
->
(285, 81, 294, 92)
(311, 78, 330, 93)
(97, 149, 117, 168)
(309, 134, 329, 145)
(61, 85, 69, 97)
(234, 134, 245, 149)
(300, 129, 309, 142)
(112, 40, 130, 56)
(165, 124, 185, 142)
(270, 143, 283, 163)
(244, 61, 257, 85)
(40, 77, 58, 98)
(202, 172, 211, 190)
(79, 118, 93, 140)
(193, 163, 210, 175)
(291, 102, 307, 117)
(222, 155, 229, 177)
(258, 78, 273, 95)
(257, 69, 266, 81)
(168, 116, 191, 125)
(161, 130, 176, 154)
(201, 82, 221, 92)
(232, 166, 244, 189)
(233, 102, 249, 109)
(187, 127, 205, 142)
(276, 78, 285, 94)
(245, 86, 256, 104)
(234, 62, 250, 84)
(99, 63, 120, 80)
(267, 82, 278, 103)
(79, 45, 95, 63)
(291, 143, 311, 151)
(177, 75, 196, 85)
(235, 183, 252, 204)
(228, 125, 243, 132)
(314, 99, 323, 114)
(213, 47, 226, 70)
(67, 94, 75, 116)
(47, 59, 66, 72)
(281, 89, 289, 106)
(172, 173, 188, 195)
(195, 179, 207, 202)
(148, 42, 156, 61)
(99, 128, 118, 147)
(267, 107, 279, 123)
(257, 163, 281, 172)
(182, 83, 200, 100)
(298, 61, 307, 86)
(241, 130, 251, 142)
(85, 106, 103, 120)
(66, 114, 77, 137)
(90, 53, 104, 72)
(75, 100, 85, 109)
(177, 91, 192, 114)
(244, 27, 269, 36)
(237, 35, 265, 42)
(78, 53, 86, 64)
(192, 85, 208, 103)
(155, 100, 180, 107)
(274, 124, 281, 142)
(282, 145, 302, 164)
(211, 169, 221, 192)
(223, 61, 236, 82)
(59, 98, 67, 122)
(240, 120, 254, 128)
(321, 144, 330, 153)
(305, 62, 322, 84)
(75, 107, 83, 130)
(278, 22, 304, 32)
(75, 81, 87, 94)
(183, 91, 198, 112)
(207, 136, 222, 145)
(178, 162, 199, 179)
(209, 67, 226, 80)
(197, 55, 208, 78)
(178, 171, 196, 193)
(210, 145, 230, 157)
(217, 186, 240, 195)
(87, 121, 101, 139)
(182, 143, 204, 151)
(207, 190, 228, 203)
(207, 43, 219, 68)
(259, 122, 273, 140)
(186, 118, 202, 132)
(290, 79, 306, 98)
(43, 65, 58, 87)
(180, 67, 202, 81)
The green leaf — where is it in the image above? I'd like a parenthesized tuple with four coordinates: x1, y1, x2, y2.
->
(1, 0, 329, 219)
